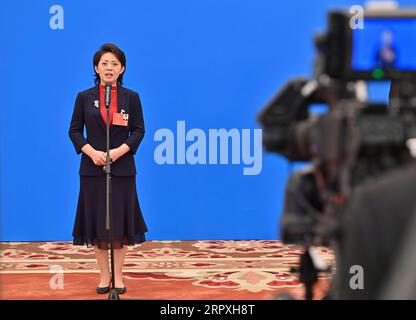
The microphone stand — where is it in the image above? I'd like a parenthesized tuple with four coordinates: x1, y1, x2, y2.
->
(103, 84, 119, 300)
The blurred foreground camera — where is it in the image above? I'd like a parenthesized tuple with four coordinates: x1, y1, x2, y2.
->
(258, 3, 416, 299)
(259, 5, 416, 247)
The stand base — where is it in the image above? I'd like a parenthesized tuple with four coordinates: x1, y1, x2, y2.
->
(108, 289, 120, 300)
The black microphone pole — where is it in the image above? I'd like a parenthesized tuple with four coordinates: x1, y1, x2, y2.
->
(103, 83, 119, 300)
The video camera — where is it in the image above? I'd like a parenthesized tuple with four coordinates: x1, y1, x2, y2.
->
(258, 4, 416, 247)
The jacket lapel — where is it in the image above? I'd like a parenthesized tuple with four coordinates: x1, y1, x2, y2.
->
(117, 85, 126, 114)
(88, 85, 107, 133)
(111, 86, 127, 135)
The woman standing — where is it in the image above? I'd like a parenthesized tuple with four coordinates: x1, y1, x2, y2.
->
(69, 43, 147, 295)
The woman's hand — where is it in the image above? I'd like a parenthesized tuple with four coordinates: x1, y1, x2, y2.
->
(91, 150, 107, 166)
(109, 144, 131, 163)
(81, 144, 107, 166)
(108, 148, 122, 163)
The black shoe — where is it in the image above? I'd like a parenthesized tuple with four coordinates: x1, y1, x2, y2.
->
(96, 286, 110, 294)
(115, 286, 126, 295)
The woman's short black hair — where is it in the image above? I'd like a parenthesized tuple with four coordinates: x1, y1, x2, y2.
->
(93, 43, 126, 85)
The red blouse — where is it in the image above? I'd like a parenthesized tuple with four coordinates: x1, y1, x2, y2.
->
(99, 84, 118, 127)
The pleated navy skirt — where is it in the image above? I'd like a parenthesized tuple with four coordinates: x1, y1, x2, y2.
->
(72, 175, 147, 249)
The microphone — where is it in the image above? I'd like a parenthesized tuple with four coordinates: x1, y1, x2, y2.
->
(105, 83, 112, 109)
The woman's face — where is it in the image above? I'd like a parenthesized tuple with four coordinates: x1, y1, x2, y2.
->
(94, 52, 125, 86)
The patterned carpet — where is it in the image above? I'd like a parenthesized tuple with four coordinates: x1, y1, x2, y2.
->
(0, 240, 334, 300)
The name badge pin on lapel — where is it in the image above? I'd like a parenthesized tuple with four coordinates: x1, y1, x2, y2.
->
(94, 100, 99, 108)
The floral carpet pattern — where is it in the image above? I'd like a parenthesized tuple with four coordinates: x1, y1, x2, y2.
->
(0, 240, 334, 300)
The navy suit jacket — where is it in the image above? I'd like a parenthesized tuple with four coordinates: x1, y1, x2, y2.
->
(68, 85, 145, 176)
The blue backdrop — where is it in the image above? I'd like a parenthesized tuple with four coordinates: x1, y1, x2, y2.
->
(1, 0, 410, 242)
